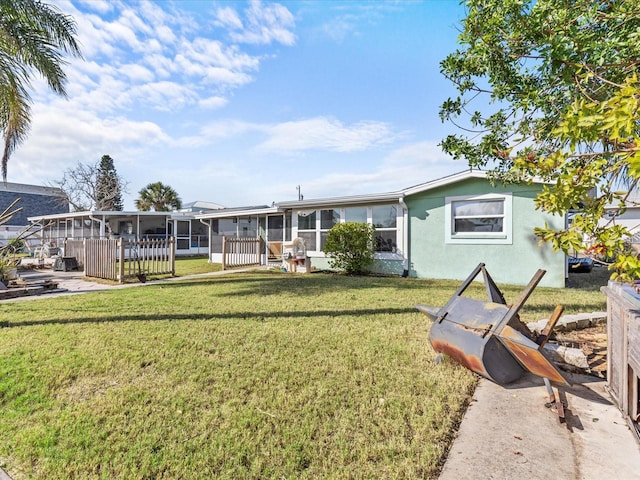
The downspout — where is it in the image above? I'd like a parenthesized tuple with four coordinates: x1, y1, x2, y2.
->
(199, 218, 212, 263)
(399, 196, 409, 277)
(88, 214, 106, 239)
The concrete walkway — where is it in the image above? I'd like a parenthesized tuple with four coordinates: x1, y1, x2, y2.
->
(439, 373, 640, 479)
(3, 266, 265, 302)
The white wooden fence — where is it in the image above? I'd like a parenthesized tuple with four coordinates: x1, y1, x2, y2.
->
(84, 238, 175, 283)
(222, 237, 262, 270)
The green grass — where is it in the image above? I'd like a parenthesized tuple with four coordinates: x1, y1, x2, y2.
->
(0, 272, 606, 479)
(173, 256, 223, 276)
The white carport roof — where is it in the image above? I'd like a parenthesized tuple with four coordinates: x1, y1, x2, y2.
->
(195, 206, 278, 220)
(27, 210, 195, 223)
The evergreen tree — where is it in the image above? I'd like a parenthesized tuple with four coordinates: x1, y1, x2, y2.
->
(96, 155, 123, 211)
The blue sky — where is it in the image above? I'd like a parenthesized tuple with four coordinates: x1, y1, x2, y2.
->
(13, 0, 468, 209)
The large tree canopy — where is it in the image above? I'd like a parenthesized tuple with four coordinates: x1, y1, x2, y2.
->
(135, 182, 182, 212)
(441, 0, 640, 280)
(0, 0, 82, 181)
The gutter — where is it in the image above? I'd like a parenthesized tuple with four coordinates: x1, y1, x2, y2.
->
(399, 196, 409, 277)
(199, 218, 212, 261)
(88, 214, 107, 238)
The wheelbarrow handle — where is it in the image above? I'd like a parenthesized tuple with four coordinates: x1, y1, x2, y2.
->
(536, 304, 564, 347)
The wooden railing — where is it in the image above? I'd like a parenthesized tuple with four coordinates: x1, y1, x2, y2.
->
(222, 237, 262, 270)
(84, 238, 175, 283)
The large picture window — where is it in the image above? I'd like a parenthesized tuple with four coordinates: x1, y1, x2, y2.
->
(345, 206, 367, 223)
(445, 193, 512, 244)
(295, 204, 400, 254)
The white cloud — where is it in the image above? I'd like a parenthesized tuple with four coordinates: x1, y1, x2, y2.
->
(262, 141, 463, 202)
(199, 96, 229, 110)
(119, 63, 155, 83)
(257, 117, 398, 153)
(123, 81, 198, 111)
(75, 0, 114, 15)
(215, 6, 243, 30)
(217, 0, 296, 46)
(320, 15, 359, 43)
(10, 104, 171, 184)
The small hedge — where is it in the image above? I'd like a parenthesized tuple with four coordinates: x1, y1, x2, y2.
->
(323, 222, 376, 274)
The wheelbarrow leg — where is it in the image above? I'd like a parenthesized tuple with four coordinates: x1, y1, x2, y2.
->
(544, 377, 566, 423)
(539, 305, 566, 422)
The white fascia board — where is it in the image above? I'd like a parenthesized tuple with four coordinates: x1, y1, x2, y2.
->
(27, 211, 180, 222)
(276, 192, 404, 209)
(401, 170, 550, 197)
(195, 206, 279, 220)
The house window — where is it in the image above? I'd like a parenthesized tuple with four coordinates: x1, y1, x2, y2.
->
(297, 210, 317, 251)
(445, 193, 512, 244)
(295, 204, 400, 254)
(320, 209, 339, 250)
(238, 217, 257, 238)
(345, 206, 367, 223)
(372, 205, 397, 252)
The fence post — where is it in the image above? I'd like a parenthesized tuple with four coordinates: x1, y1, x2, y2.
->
(170, 237, 175, 276)
(118, 238, 125, 284)
(222, 236, 227, 271)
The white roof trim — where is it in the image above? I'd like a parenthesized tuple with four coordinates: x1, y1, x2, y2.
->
(401, 170, 550, 196)
(196, 206, 279, 219)
(27, 210, 193, 222)
(276, 192, 404, 209)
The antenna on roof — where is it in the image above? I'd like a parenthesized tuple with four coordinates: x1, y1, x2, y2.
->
(296, 185, 303, 201)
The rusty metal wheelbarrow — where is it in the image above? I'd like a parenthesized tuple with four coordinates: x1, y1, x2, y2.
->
(416, 263, 570, 389)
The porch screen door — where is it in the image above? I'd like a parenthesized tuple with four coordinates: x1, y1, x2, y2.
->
(267, 215, 284, 260)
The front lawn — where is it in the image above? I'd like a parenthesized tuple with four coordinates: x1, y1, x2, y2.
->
(0, 272, 606, 479)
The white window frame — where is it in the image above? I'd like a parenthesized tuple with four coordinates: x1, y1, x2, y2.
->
(293, 204, 403, 258)
(445, 193, 512, 244)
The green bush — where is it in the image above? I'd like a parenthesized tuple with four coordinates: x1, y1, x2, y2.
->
(323, 222, 376, 274)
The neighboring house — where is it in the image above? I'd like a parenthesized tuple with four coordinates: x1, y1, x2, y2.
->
(179, 200, 225, 213)
(196, 171, 566, 287)
(601, 190, 640, 235)
(600, 189, 640, 254)
(0, 182, 67, 246)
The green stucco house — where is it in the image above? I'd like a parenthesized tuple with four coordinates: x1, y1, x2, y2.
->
(196, 170, 566, 288)
(402, 171, 565, 288)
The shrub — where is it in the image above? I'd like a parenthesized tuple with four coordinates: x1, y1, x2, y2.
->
(323, 222, 376, 274)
